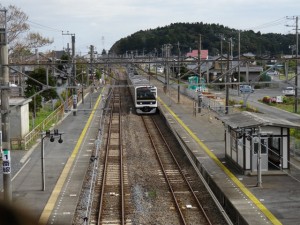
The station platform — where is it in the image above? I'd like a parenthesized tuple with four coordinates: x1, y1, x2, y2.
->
(0, 89, 105, 225)
(157, 85, 300, 225)
(3, 81, 300, 225)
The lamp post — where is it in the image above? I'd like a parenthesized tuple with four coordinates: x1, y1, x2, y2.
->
(254, 126, 262, 188)
(41, 129, 64, 191)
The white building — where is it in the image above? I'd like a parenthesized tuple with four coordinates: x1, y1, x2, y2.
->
(219, 111, 300, 175)
(1, 97, 31, 150)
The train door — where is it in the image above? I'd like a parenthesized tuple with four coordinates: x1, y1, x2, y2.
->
(252, 137, 269, 171)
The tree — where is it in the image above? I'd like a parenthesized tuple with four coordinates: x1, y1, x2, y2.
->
(25, 67, 58, 112)
(0, 4, 53, 58)
(57, 53, 70, 72)
(101, 49, 107, 55)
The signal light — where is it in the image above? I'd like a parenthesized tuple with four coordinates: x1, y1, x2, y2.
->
(58, 135, 63, 144)
(46, 130, 51, 137)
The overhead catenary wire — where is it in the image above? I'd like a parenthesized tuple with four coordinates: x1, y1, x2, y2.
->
(246, 17, 288, 31)
(27, 20, 63, 33)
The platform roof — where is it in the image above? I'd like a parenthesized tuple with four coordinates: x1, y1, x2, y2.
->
(218, 111, 300, 129)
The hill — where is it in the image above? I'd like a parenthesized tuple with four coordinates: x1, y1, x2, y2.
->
(109, 22, 295, 57)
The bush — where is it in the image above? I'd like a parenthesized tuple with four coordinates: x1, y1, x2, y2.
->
(282, 96, 294, 104)
(262, 96, 271, 103)
(291, 129, 300, 139)
(262, 96, 278, 104)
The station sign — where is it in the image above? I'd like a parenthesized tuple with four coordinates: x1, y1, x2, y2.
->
(73, 94, 77, 105)
(2, 149, 11, 174)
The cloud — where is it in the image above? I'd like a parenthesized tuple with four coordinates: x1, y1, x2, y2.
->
(2, 0, 300, 53)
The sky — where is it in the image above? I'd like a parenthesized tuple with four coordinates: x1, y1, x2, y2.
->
(1, 0, 300, 55)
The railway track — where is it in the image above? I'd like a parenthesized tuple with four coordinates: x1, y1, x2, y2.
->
(141, 115, 213, 225)
(74, 75, 228, 224)
(88, 86, 130, 225)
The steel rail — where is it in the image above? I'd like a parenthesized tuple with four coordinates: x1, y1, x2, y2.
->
(152, 117, 213, 225)
(97, 90, 114, 223)
(97, 86, 125, 225)
(141, 116, 187, 225)
(119, 87, 125, 225)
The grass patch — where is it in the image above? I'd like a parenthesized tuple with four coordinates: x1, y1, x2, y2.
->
(273, 104, 295, 113)
(147, 190, 157, 199)
(260, 96, 299, 114)
(278, 73, 295, 80)
(229, 99, 259, 113)
(29, 108, 53, 130)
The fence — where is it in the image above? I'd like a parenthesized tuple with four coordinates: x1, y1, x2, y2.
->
(16, 83, 96, 150)
(290, 136, 300, 158)
(18, 98, 73, 150)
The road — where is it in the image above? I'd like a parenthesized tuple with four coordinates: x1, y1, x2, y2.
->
(229, 85, 300, 122)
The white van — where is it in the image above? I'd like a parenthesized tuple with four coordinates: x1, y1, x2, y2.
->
(282, 87, 295, 96)
(239, 85, 254, 94)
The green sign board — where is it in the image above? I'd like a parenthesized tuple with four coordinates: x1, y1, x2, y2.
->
(188, 76, 206, 91)
(188, 76, 199, 90)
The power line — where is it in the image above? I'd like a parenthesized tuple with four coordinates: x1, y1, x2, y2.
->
(27, 20, 63, 32)
(246, 17, 287, 31)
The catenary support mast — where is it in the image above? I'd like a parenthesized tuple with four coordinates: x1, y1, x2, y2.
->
(0, 9, 12, 202)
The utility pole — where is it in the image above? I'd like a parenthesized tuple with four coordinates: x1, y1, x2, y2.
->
(198, 34, 202, 80)
(90, 45, 94, 78)
(177, 42, 180, 103)
(0, 9, 12, 202)
(62, 32, 77, 115)
(296, 16, 299, 113)
(287, 16, 299, 113)
(220, 34, 224, 74)
(225, 39, 231, 114)
(198, 34, 202, 113)
(238, 30, 241, 95)
(90, 45, 95, 99)
(163, 44, 171, 93)
(166, 44, 170, 88)
(71, 34, 77, 116)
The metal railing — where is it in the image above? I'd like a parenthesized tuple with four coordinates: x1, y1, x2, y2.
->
(21, 98, 72, 150)
(18, 84, 94, 150)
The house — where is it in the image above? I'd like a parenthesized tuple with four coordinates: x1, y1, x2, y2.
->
(236, 53, 263, 82)
(186, 49, 208, 60)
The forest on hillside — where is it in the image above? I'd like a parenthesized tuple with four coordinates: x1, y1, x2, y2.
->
(109, 22, 296, 57)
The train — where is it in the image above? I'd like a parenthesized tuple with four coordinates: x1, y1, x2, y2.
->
(127, 67, 158, 114)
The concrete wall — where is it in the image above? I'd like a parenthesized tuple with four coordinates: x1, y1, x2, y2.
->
(20, 103, 30, 136)
(5, 98, 31, 142)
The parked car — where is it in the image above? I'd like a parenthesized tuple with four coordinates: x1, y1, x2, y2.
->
(9, 83, 17, 87)
(282, 87, 295, 96)
(266, 70, 279, 76)
(239, 85, 254, 94)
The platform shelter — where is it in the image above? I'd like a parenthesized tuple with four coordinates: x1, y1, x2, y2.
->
(218, 111, 300, 175)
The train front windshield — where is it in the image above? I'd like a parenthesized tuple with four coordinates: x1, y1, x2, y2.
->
(136, 87, 156, 100)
